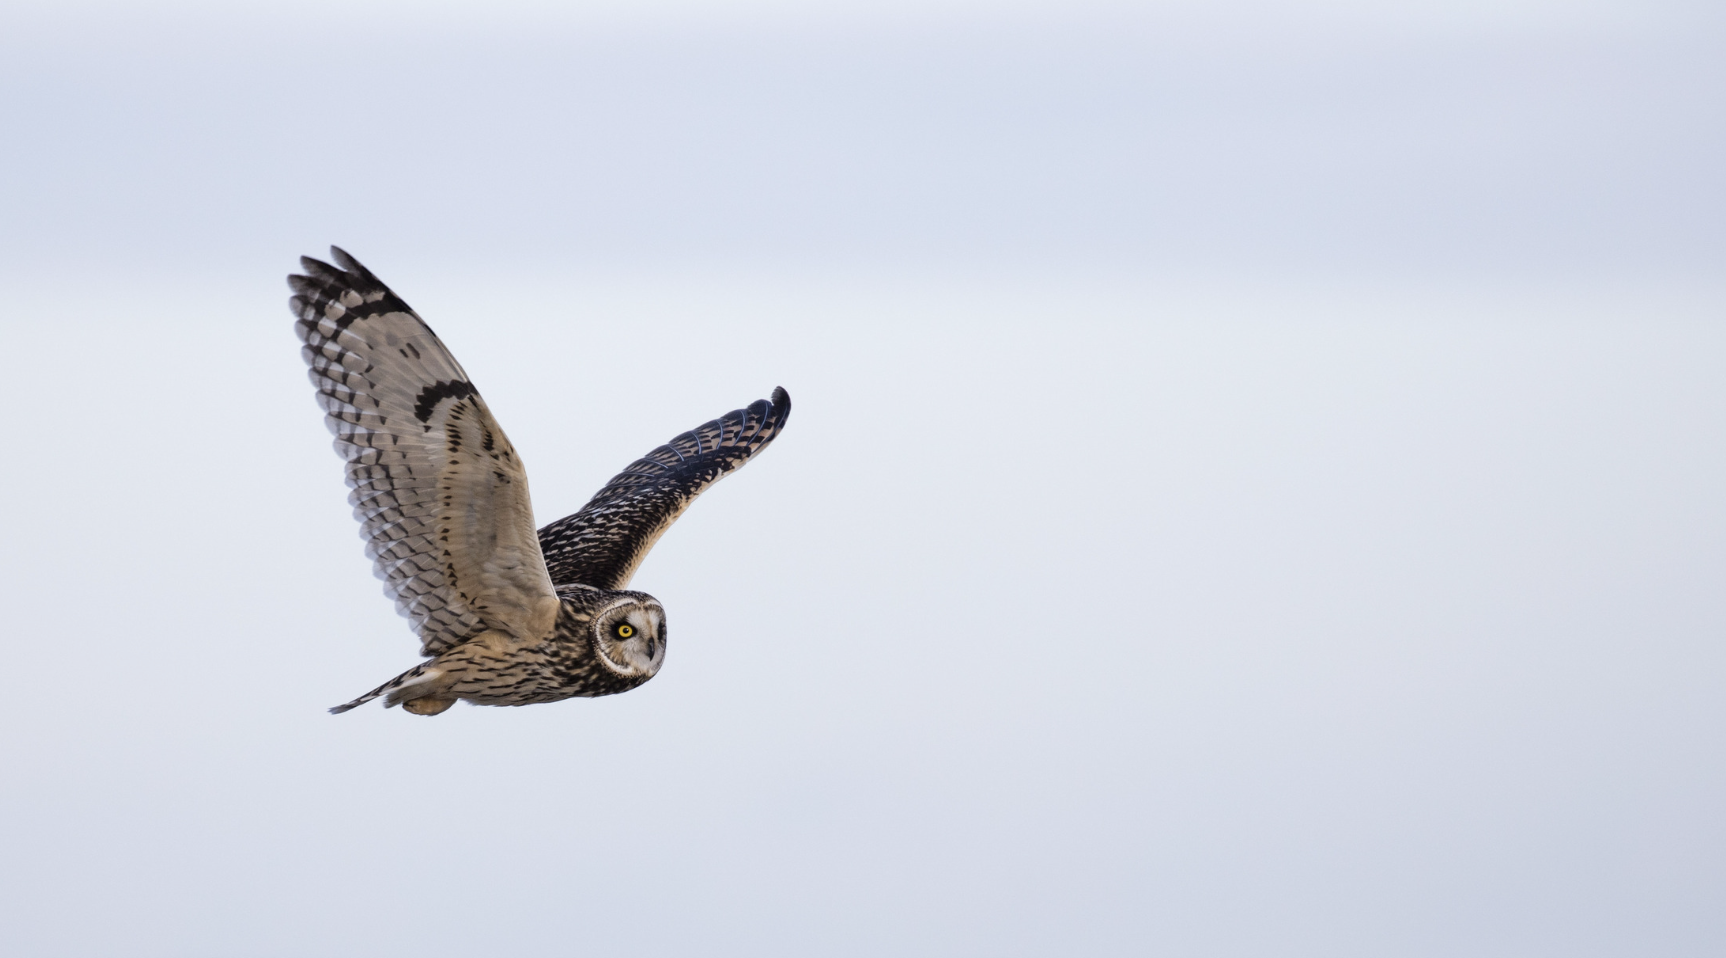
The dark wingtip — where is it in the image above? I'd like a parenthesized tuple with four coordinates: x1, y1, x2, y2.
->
(330, 246, 386, 286)
(289, 246, 412, 320)
(289, 247, 364, 286)
(327, 703, 356, 715)
(770, 386, 791, 425)
(298, 254, 340, 278)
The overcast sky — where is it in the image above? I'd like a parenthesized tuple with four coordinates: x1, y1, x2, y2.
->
(3, 0, 1721, 281)
(0, 3, 1721, 957)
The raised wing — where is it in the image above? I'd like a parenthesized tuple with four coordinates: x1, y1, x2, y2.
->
(290, 247, 559, 656)
(538, 388, 791, 590)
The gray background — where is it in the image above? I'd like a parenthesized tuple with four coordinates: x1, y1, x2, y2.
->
(0, 1, 1721, 955)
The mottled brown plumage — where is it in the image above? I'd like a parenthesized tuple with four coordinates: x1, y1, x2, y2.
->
(289, 247, 789, 715)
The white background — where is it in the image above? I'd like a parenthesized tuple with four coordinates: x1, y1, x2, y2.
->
(0, 2, 1721, 955)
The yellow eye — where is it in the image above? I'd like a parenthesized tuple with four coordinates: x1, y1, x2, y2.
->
(616, 624, 635, 639)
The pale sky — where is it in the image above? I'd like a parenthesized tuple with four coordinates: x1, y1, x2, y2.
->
(0, 3, 1721, 956)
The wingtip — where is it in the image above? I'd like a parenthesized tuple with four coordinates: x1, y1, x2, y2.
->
(770, 386, 791, 423)
(329, 246, 383, 285)
(290, 247, 364, 282)
(288, 246, 407, 317)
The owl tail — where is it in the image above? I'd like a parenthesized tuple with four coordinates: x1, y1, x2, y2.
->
(328, 662, 447, 714)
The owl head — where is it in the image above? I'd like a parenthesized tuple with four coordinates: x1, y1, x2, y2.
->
(587, 591, 667, 679)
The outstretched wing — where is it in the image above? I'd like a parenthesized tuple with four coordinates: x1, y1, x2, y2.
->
(290, 247, 558, 657)
(537, 388, 791, 590)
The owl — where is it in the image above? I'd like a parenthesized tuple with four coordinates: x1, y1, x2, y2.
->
(289, 248, 790, 715)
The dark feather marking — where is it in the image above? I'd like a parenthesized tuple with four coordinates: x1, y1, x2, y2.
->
(414, 380, 478, 423)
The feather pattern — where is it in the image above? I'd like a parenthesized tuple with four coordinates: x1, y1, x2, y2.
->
(290, 248, 558, 656)
(537, 388, 792, 590)
(291, 246, 791, 714)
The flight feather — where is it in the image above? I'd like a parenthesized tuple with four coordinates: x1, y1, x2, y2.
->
(290, 247, 557, 656)
(537, 388, 791, 590)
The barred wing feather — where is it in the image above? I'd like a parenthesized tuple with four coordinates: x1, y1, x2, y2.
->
(290, 247, 558, 656)
(537, 388, 791, 590)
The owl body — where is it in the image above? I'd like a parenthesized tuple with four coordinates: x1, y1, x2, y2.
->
(289, 247, 789, 716)
(362, 588, 666, 715)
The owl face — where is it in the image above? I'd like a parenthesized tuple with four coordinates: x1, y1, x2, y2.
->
(592, 595, 666, 678)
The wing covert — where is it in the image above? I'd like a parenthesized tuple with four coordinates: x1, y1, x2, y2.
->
(537, 388, 791, 590)
(291, 247, 559, 656)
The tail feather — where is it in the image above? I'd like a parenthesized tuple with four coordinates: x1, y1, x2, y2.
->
(328, 688, 385, 714)
(328, 662, 445, 714)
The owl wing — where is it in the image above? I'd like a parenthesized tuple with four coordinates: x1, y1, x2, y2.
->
(291, 247, 559, 657)
(537, 388, 792, 590)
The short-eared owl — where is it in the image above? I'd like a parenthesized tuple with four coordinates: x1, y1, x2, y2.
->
(289, 248, 790, 715)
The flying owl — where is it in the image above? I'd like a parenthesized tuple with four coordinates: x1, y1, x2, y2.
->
(289, 247, 790, 715)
